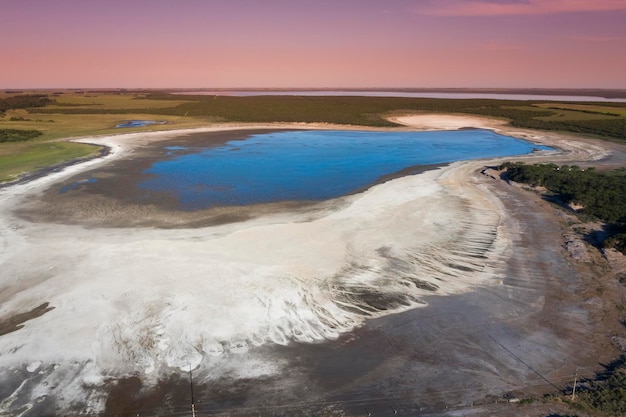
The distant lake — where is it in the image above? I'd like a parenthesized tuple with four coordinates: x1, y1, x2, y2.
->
(115, 120, 167, 128)
(175, 90, 626, 102)
(138, 129, 550, 210)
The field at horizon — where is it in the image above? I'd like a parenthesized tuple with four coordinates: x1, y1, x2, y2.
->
(1, 90, 626, 184)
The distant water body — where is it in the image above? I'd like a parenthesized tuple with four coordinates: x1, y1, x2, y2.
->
(115, 120, 167, 128)
(138, 129, 550, 210)
(177, 90, 626, 102)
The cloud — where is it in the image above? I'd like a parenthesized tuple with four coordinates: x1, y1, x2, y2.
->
(415, 0, 626, 16)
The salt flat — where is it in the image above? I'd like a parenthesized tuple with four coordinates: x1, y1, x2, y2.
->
(0, 116, 616, 415)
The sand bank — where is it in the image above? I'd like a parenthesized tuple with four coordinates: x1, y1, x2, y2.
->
(0, 116, 620, 415)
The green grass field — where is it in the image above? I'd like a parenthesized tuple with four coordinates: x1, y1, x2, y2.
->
(45, 92, 192, 110)
(1, 91, 625, 184)
(0, 141, 101, 183)
(0, 92, 219, 183)
(1, 109, 212, 140)
(536, 103, 626, 117)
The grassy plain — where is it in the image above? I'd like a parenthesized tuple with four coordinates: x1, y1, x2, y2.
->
(0, 141, 100, 182)
(44, 92, 191, 110)
(0, 92, 222, 182)
(1, 109, 210, 140)
(1, 90, 626, 183)
(536, 102, 626, 117)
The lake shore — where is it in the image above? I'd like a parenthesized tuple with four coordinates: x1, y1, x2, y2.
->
(1, 115, 625, 416)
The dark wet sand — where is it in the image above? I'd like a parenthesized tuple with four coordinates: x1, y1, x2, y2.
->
(0, 303, 54, 337)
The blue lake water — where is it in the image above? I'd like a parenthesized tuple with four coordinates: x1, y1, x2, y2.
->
(115, 120, 167, 128)
(139, 129, 550, 210)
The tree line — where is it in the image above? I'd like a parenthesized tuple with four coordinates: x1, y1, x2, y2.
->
(28, 92, 626, 141)
(0, 94, 53, 115)
(500, 162, 626, 254)
(0, 129, 43, 143)
(0, 95, 50, 143)
(574, 355, 626, 416)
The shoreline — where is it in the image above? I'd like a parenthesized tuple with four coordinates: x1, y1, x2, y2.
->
(2, 120, 521, 229)
(0, 114, 591, 197)
(1, 115, 625, 416)
(0, 143, 111, 190)
(0, 115, 572, 207)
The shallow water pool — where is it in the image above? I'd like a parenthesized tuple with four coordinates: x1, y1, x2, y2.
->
(138, 129, 550, 210)
(115, 120, 166, 128)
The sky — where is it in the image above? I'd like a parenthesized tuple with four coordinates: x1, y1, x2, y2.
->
(1, 0, 626, 89)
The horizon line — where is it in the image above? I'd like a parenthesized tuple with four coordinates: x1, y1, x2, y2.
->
(4, 87, 626, 92)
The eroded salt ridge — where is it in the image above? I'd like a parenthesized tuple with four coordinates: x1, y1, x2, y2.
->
(0, 165, 507, 404)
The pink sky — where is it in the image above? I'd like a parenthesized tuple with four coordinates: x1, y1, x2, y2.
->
(2, 0, 625, 89)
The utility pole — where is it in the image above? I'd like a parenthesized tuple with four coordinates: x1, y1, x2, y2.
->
(189, 366, 196, 417)
(571, 368, 579, 401)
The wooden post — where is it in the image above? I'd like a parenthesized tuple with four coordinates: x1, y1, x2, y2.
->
(571, 368, 579, 401)
(189, 366, 196, 417)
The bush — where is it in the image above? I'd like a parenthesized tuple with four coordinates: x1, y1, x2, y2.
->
(500, 163, 626, 253)
(604, 234, 626, 255)
(0, 129, 43, 143)
(0, 94, 53, 115)
(577, 360, 626, 415)
(500, 163, 626, 223)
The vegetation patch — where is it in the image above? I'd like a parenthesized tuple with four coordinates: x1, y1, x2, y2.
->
(536, 103, 626, 118)
(3, 91, 626, 183)
(0, 128, 42, 143)
(0, 142, 101, 183)
(0, 94, 53, 115)
(573, 355, 626, 416)
(39, 93, 191, 111)
(604, 234, 626, 255)
(21, 91, 626, 141)
(500, 163, 626, 222)
(513, 118, 626, 140)
(499, 162, 626, 254)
